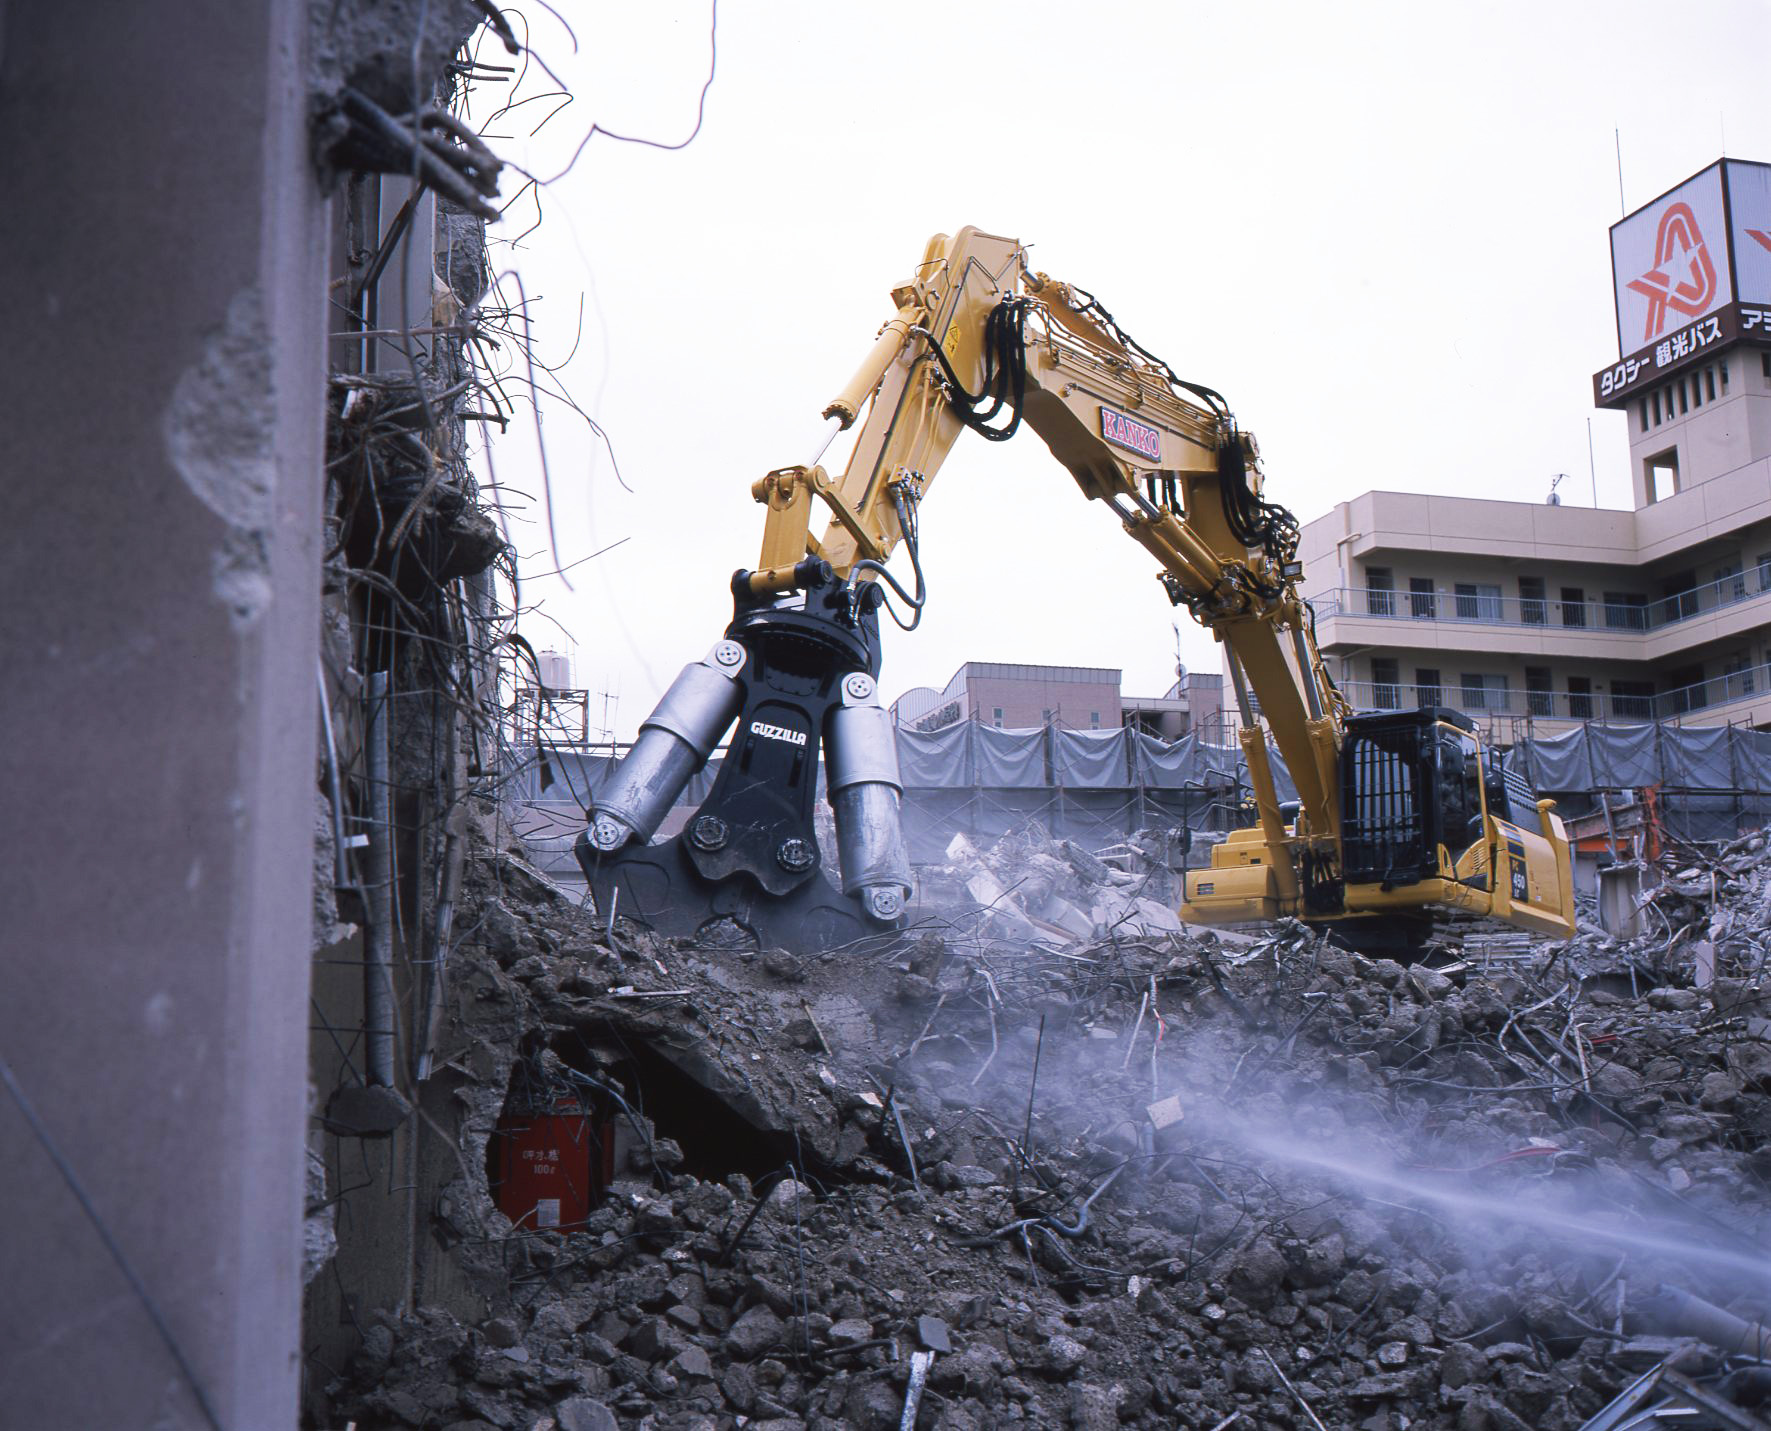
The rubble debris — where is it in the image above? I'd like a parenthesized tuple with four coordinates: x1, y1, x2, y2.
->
(324, 818, 1771, 1428)
(1579, 1358, 1771, 1430)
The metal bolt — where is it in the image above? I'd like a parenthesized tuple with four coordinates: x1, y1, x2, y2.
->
(862, 886, 904, 921)
(689, 815, 729, 851)
(713, 640, 744, 668)
(588, 815, 628, 852)
(777, 838, 816, 873)
(844, 672, 874, 701)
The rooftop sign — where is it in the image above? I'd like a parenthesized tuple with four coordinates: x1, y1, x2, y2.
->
(1594, 159, 1771, 409)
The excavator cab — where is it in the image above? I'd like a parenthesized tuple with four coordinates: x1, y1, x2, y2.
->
(1189, 706, 1574, 954)
(1334, 706, 1572, 942)
(1339, 706, 1481, 890)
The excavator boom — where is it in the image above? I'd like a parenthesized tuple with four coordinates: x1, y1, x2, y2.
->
(576, 229, 1575, 953)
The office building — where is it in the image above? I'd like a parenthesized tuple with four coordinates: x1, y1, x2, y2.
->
(1299, 159, 1771, 735)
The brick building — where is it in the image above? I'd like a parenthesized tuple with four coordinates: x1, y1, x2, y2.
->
(890, 661, 1224, 738)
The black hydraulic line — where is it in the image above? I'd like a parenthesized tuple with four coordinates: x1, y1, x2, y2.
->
(1063, 282, 1231, 418)
(915, 298, 1030, 442)
(851, 487, 926, 631)
(1058, 280, 1302, 571)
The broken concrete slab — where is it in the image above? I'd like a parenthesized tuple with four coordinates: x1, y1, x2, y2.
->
(323, 1082, 412, 1138)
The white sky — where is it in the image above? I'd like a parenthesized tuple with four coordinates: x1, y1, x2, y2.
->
(470, 0, 1771, 740)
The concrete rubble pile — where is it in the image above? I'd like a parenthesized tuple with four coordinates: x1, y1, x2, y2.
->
(328, 824, 1771, 1431)
(920, 826, 1193, 947)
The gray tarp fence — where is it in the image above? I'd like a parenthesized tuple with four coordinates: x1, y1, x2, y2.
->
(973, 725, 1048, 788)
(1505, 721, 1771, 845)
(891, 721, 1279, 864)
(1507, 722, 1771, 793)
(516, 718, 1771, 882)
(509, 722, 1303, 868)
(1052, 728, 1133, 788)
(897, 722, 972, 787)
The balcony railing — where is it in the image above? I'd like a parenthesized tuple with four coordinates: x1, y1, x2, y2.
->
(1317, 568, 1767, 633)
(1342, 663, 1768, 723)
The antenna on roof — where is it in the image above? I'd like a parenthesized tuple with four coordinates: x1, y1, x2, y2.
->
(1547, 473, 1567, 506)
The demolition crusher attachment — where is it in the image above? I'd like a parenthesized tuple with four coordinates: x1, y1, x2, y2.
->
(574, 564, 913, 950)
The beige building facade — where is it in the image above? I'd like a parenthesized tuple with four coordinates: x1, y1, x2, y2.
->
(1299, 159, 1771, 738)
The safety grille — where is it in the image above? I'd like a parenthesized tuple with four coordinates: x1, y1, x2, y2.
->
(1342, 726, 1428, 885)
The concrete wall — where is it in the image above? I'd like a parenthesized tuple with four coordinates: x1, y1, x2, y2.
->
(0, 3, 326, 1427)
(1624, 354, 1771, 501)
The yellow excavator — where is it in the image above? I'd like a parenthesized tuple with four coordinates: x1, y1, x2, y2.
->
(576, 228, 1575, 954)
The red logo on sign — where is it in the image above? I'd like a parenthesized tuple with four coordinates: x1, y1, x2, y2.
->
(1625, 202, 1718, 341)
(1748, 228, 1771, 254)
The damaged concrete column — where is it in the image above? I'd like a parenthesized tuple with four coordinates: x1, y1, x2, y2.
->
(0, 3, 328, 1428)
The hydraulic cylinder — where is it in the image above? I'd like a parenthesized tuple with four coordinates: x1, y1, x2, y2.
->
(585, 640, 746, 851)
(824, 672, 913, 921)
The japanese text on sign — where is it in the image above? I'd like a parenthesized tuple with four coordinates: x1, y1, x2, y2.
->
(1595, 307, 1740, 406)
(1652, 314, 1724, 368)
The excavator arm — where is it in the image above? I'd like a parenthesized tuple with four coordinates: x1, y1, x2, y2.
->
(576, 228, 1575, 952)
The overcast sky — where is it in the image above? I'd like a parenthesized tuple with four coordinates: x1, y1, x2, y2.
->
(471, 0, 1771, 740)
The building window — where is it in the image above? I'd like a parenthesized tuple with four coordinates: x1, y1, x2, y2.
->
(1652, 390, 1662, 425)
(1661, 570, 1698, 622)
(1679, 380, 1690, 414)
(1706, 367, 1717, 401)
(1371, 658, 1401, 710)
(1560, 587, 1587, 628)
(1454, 582, 1502, 621)
(1724, 656, 1756, 700)
(1663, 665, 1707, 715)
(1758, 552, 1771, 592)
(992, 706, 1003, 727)
(1718, 561, 1746, 602)
(1415, 667, 1442, 707)
(1602, 592, 1648, 629)
(1525, 666, 1553, 717)
(1089, 710, 1100, 729)
(1611, 679, 1655, 719)
(1639, 399, 1649, 433)
(1458, 673, 1508, 711)
(1519, 576, 1547, 625)
(1646, 448, 1679, 503)
(1762, 352, 1770, 382)
(1366, 566, 1395, 617)
(1409, 577, 1436, 619)
(1722, 361, 1730, 393)
(1567, 676, 1593, 720)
